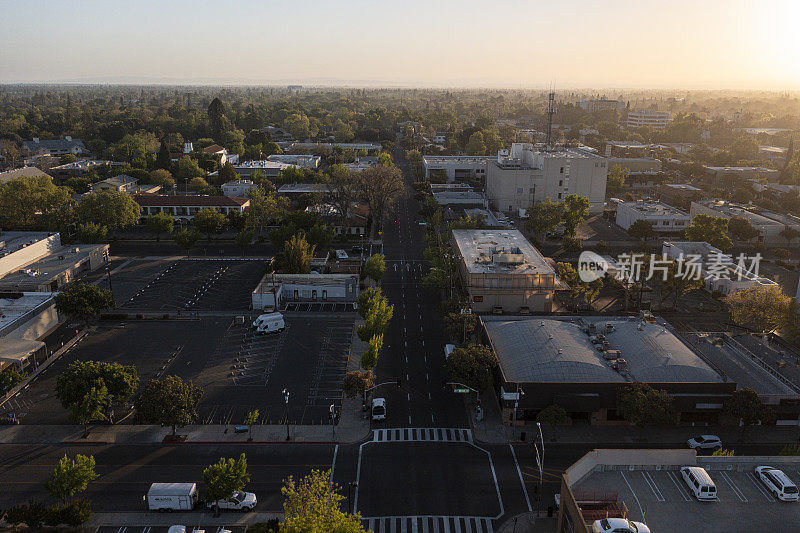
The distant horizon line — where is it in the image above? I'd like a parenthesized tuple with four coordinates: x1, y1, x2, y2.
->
(0, 76, 798, 93)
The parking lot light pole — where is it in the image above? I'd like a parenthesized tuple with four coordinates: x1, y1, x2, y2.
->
(535, 421, 545, 517)
(282, 388, 290, 441)
(348, 481, 358, 514)
(329, 404, 336, 439)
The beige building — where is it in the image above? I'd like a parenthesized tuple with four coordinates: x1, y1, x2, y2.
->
(451, 229, 560, 314)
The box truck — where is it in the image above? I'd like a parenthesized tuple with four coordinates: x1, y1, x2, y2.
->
(146, 483, 198, 512)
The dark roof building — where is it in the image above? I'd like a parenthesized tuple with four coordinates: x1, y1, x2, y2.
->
(132, 194, 249, 221)
(22, 137, 89, 156)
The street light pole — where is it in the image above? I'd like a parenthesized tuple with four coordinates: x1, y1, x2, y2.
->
(535, 421, 545, 517)
(348, 481, 358, 514)
(282, 388, 290, 441)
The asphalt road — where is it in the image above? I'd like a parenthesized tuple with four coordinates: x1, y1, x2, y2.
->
(372, 144, 467, 429)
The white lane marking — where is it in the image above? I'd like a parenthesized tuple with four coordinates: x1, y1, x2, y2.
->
(620, 472, 644, 520)
(330, 444, 339, 481)
(426, 373, 429, 380)
(404, 340, 407, 347)
(720, 471, 747, 502)
(641, 471, 665, 502)
(424, 356, 427, 363)
(428, 392, 432, 400)
(747, 472, 776, 502)
(408, 393, 411, 401)
(431, 414, 435, 424)
(407, 373, 410, 381)
(509, 444, 533, 512)
(408, 415, 412, 424)
(666, 471, 691, 501)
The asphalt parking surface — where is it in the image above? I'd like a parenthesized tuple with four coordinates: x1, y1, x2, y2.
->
(114, 258, 265, 312)
(196, 316, 355, 426)
(5, 315, 354, 427)
(98, 527, 245, 533)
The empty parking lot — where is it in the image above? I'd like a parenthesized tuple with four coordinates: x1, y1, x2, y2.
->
(574, 465, 800, 531)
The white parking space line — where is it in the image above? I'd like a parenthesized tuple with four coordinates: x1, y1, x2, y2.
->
(641, 471, 666, 502)
(620, 472, 644, 518)
(719, 471, 748, 502)
(666, 471, 692, 502)
(747, 472, 776, 502)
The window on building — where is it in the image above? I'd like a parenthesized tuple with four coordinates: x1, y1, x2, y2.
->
(557, 193, 562, 200)
(516, 187, 523, 194)
(558, 180, 563, 187)
(560, 167, 564, 174)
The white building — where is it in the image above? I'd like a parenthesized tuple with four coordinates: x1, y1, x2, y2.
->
(662, 241, 778, 296)
(266, 154, 321, 169)
(132, 194, 249, 223)
(221, 180, 258, 198)
(230, 160, 293, 179)
(486, 143, 608, 215)
(626, 110, 671, 129)
(615, 200, 691, 232)
(578, 97, 625, 113)
(689, 200, 798, 245)
(251, 273, 359, 310)
(422, 155, 492, 182)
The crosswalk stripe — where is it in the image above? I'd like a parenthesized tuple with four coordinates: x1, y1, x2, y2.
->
(363, 517, 492, 533)
(371, 428, 473, 443)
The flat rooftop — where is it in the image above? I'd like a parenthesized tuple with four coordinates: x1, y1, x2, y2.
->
(253, 273, 358, 292)
(484, 317, 722, 383)
(0, 232, 58, 257)
(277, 183, 328, 194)
(433, 191, 486, 205)
(423, 155, 492, 165)
(696, 200, 783, 226)
(452, 229, 553, 276)
(663, 183, 700, 191)
(0, 244, 107, 289)
(569, 450, 800, 533)
(619, 201, 689, 216)
(0, 292, 55, 335)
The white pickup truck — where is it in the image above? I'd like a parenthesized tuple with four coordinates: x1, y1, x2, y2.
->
(206, 490, 257, 512)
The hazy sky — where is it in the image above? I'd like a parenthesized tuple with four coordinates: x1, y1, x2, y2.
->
(2, 0, 798, 88)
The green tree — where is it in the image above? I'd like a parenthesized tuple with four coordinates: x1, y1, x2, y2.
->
(443, 312, 478, 344)
(616, 382, 676, 426)
(362, 253, 386, 282)
(280, 469, 367, 533)
(525, 198, 564, 239)
(780, 225, 800, 245)
(193, 208, 228, 240)
(188, 177, 209, 191)
(556, 262, 603, 309)
(155, 140, 172, 170)
(659, 259, 704, 310)
(148, 169, 175, 190)
(482, 129, 503, 156)
(357, 296, 393, 341)
(360, 333, 383, 370)
(248, 186, 287, 232)
(236, 228, 255, 255)
(207, 97, 227, 140)
(173, 228, 199, 257)
(45, 454, 98, 501)
(281, 234, 315, 274)
(360, 164, 404, 239)
(77, 190, 141, 232)
(174, 156, 206, 186)
(0, 175, 76, 230)
(70, 380, 110, 436)
(357, 286, 382, 319)
(627, 219, 655, 241)
(723, 388, 775, 435)
(725, 285, 798, 334)
(727, 216, 760, 242)
(606, 164, 628, 195)
(0, 367, 27, 391)
(59, 153, 78, 165)
(561, 194, 590, 237)
(134, 376, 203, 436)
(465, 132, 486, 155)
(55, 360, 139, 426)
(203, 453, 251, 515)
(76, 222, 108, 244)
(684, 214, 733, 251)
(146, 212, 174, 241)
(342, 370, 375, 398)
(244, 409, 259, 441)
(46, 499, 92, 527)
(535, 405, 571, 426)
(54, 282, 115, 324)
(444, 344, 498, 392)
(217, 162, 238, 185)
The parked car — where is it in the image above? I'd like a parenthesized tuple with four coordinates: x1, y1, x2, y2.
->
(755, 466, 800, 501)
(335, 249, 349, 260)
(686, 435, 722, 450)
(206, 490, 257, 512)
(681, 466, 717, 500)
(591, 518, 650, 533)
(371, 398, 387, 421)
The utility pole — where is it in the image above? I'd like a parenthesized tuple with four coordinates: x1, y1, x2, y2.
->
(282, 388, 290, 440)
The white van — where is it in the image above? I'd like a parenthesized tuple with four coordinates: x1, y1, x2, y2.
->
(252, 312, 280, 329)
(255, 312, 285, 334)
(755, 466, 800, 501)
(680, 466, 717, 500)
(146, 483, 198, 511)
(444, 344, 455, 359)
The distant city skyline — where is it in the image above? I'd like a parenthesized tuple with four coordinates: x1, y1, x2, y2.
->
(2, 0, 799, 89)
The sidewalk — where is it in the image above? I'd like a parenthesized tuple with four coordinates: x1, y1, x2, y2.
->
(87, 511, 282, 528)
(470, 391, 800, 447)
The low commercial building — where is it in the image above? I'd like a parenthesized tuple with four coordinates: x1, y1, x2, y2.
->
(343, 156, 380, 172)
(132, 194, 249, 222)
(452, 229, 560, 314)
(422, 155, 492, 182)
(559, 449, 800, 533)
(486, 144, 608, 215)
(0, 167, 52, 184)
(49, 159, 121, 181)
(0, 232, 62, 279)
(276, 183, 329, 199)
(662, 241, 778, 296)
(703, 165, 780, 183)
(230, 160, 292, 179)
(22, 137, 89, 157)
(88, 174, 159, 194)
(625, 109, 671, 129)
(689, 200, 795, 245)
(433, 191, 487, 207)
(251, 273, 359, 310)
(657, 183, 702, 206)
(221, 179, 258, 198)
(266, 154, 321, 169)
(0, 243, 109, 292)
(615, 200, 691, 232)
(577, 97, 625, 113)
(288, 142, 382, 153)
(607, 157, 662, 174)
(0, 291, 59, 341)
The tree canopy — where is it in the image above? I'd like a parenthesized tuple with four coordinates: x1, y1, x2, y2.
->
(444, 344, 498, 392)
(134, 376, 202, 435)
(54, 282, 115, 324)
(280, 469, 367, 533)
